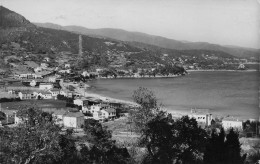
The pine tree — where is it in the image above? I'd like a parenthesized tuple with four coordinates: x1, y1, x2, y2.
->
(224, 128, 246, 164)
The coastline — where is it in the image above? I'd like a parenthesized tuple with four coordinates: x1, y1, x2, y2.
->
(96, 74, 182, 80)
(77, 70, 258, 119)
(75, 87, 139, 107)
(186, 69, 258, 72)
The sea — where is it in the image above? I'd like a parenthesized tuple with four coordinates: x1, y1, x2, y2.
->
(88, 71, 259, 120)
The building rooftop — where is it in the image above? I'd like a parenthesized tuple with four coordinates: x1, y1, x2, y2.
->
(104, 108, 116, 113)
(222, 117, 242, 122)
(50, 88, 60, 92)
(64, 112, 84, 118)
(19, 90, 34, 94)
(38, 91, 52, 95)
(41, 108, 68, 115)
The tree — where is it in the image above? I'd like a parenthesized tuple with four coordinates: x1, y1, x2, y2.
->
(173, 116, 208, 164)
(140, 115, 208, 164)
(140, 112, 176, 164)
(130, 87, 162, 132)
(225, 128, 246, 164)
(82, 119, 131, 164)
(0, 108, 63, 164)
(204, 128, 246, 164)
(204, 128, 225, 164)
(0, 111, 6, 121)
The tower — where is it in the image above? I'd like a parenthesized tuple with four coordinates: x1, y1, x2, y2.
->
(79, 35, 82, 56)
(76, 35, 83, 69)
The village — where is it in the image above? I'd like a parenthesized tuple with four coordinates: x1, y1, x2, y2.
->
(0, 66, 257, 136)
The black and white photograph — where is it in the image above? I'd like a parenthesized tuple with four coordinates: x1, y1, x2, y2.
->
(0, 0, 259, 163)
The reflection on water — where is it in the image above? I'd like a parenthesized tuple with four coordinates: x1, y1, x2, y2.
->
(88, 71, 259, 119)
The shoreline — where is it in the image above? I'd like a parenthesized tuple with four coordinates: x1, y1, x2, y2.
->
(93, 69, 258, 80)
(78, 70, 258, 120)
(186, 69, 258, 72)
(75, 87, 139, 107)
(96, 74, 183, 80)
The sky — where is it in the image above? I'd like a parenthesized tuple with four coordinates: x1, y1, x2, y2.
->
(1, 0, 260, 49)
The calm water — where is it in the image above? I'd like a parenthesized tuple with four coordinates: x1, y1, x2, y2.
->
(88, 71, 259, 119)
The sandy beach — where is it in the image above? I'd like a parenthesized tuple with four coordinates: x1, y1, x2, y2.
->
(74, 87, 139, 107)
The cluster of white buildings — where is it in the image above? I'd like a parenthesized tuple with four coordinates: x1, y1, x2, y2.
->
(8, 81, 73, 100)
(13, 108, 85, 129)
(73, 98, 116, 121)
(189, 108, 243, 130)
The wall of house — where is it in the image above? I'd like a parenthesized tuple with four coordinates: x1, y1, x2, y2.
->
(189, 114, 212, 126)
(39, 85, 53, 90)
(222, 121, 243, 130)
(63, 117, 77, 128)
(91, 105, 101, 113)
(74, 99, 83, 106)
(101, 111, 109, 119)
(77, 116, 84, 128)
(93, 112, 101, 120)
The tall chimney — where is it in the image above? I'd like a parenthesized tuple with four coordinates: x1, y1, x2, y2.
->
(79, 35, 82, 56)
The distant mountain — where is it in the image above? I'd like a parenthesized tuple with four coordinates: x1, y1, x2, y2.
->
(0, 6, 35, 28)
(34, 23, 260, 59)
(0, 6, 141, 54)
(1, 6, 258, 73)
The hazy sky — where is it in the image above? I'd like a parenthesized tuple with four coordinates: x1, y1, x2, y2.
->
(1, 0, 260, 48)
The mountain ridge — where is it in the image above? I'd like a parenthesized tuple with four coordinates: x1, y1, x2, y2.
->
(34, 22, 260, 59)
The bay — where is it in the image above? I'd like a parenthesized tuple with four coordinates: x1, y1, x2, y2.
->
(88, 71, 259, 119)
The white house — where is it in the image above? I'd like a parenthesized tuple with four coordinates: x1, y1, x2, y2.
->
(36, 91, 53, 99)
(189, 109, 212, 127)
(63, 112, 85, 128)
(90, 104, 109, 113)
(93, 111, 102, 120)
(18, 91, 34, 100)
(222, 117, 243, 130)
(39, 83, 53, 90)
(30, 80, 37, 87)
(73, 98, 86, 107)
(100, 108, 116, 120)
(49, 88, 60, 97)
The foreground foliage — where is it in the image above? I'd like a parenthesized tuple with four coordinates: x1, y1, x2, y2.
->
(0, 108, 130, 164)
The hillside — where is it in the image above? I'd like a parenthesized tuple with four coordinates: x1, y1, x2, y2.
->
(0, 6, 141, 55)
(34, 23, 260, 59)
(0, 6, 256, 75)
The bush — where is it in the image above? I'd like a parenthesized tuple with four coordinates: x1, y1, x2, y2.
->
(0, 97, 21, 103)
